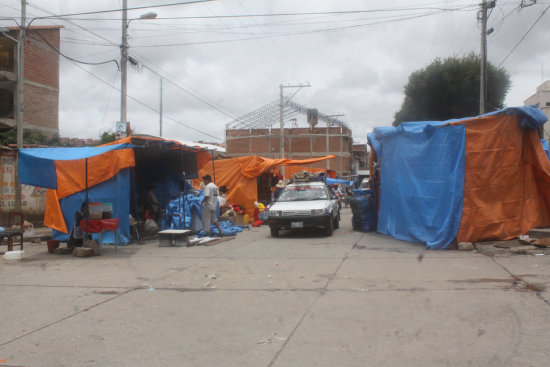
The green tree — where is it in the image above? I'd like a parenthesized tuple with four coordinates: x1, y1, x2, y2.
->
(0, 127, 61, 146)
(393, 53, 511, 126)
(99, 131, 116, 144)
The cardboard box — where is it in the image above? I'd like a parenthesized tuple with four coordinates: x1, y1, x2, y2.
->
(230, 214, 247, 226)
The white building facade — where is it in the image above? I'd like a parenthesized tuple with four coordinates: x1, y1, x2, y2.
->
(524, 80, 550, 140)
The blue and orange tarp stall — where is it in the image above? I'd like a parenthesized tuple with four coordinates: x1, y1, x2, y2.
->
(18, 136, 213, 245)
(198, 155, 335, 216)
(368, 106, 550, 250)
(18, 144, 135, 244)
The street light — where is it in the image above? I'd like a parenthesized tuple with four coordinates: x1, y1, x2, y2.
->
(118, 0, 157, 137)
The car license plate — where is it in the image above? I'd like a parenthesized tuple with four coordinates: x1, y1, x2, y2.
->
(291, 222, 303, 228)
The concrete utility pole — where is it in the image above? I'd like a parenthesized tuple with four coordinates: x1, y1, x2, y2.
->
(14, 0, 26, 211)
(159, 77, 163, 136)
(479, 0, 495, 115)
(120, 0, 128, 136)
(279, 83, 311, 176)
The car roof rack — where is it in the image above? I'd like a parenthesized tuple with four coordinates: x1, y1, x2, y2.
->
(289, 170, 326, 183)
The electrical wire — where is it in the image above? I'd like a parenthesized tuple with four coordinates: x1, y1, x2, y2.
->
(27, 29, 120, 68)
(69, 61, 224, 141)
(130, 8, 471, 48)
(31, 0, 216, 20)
(498, 4, 550, 66)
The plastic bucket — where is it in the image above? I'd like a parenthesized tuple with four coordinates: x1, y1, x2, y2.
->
(47, 239, 60, 253)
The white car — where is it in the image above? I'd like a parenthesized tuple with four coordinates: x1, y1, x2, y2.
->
(267, 181, 340, 237)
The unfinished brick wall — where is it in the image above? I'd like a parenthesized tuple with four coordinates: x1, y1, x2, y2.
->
(226, 126, 353, 176)
(23, 28, 60, 134)
(0, 27, 61, 134)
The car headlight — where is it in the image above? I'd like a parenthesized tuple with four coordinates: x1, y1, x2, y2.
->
(270, 210, 282, 217)
(311, 209, 324, 215)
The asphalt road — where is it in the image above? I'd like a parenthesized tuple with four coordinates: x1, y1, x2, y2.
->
(1, 208, 550, 367)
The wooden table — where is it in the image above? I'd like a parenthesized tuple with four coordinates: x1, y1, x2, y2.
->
(0, 230, 23, 252)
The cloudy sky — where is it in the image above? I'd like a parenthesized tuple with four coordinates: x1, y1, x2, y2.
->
(2, 0, 550, 144)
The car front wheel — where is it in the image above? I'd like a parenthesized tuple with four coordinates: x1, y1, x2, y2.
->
(325, 216, 334, 236)
(334, 213, 340, 229)
(270, 226, 279, 237)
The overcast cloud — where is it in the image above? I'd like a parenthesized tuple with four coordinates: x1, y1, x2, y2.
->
(1, 0, 549, 144)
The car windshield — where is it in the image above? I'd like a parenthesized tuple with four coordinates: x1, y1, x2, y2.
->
(278, 185, 328, 201)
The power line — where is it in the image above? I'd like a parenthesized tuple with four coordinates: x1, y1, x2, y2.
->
(27, 29, 119, 68)
(70, 61, 224, 141)
(130, 8, 473, 48)
(129, 53, 237, 120)
(30, 0, 216, 20)
(499, 4, 550, 66)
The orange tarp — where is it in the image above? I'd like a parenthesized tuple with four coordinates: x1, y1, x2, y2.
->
(453, 114, 550, 242)
(103, 136, 212, 170)
(44, 148, 135, 233)
(198, 155, 335, 216)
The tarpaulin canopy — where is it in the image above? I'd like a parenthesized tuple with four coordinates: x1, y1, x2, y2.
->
(18, 144, 136, 236)
(19, 143, 133, 189)
(105, 135, 213, 171)
(368, 106, 550, 250)
(198, 155, 335, 216)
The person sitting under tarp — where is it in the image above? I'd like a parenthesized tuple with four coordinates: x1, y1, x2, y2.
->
(144, 185, 159, 222)
(68, 201, 90, 249)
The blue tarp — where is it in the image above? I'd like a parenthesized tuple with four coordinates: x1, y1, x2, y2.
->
(367, 106, 547, 250)
(163, 192, 245, 237)
(18, 144, 133, 189)
(52, 169, 131, 245)
(326, 177, 353, 185)
(542, 140, 550, 160)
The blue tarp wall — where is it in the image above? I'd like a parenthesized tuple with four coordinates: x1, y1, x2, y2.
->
(52, 169, 131, 245)
(368, 122, 466, 250)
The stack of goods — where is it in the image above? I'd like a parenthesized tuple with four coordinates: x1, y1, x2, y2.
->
(350, 192, 377, 232)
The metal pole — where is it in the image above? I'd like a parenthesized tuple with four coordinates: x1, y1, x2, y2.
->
(121, 0, 128, 129)
(159, 77, 163, 136)
(279, 85, 284, 156)
(14, 0, 26, 211)
(480, 0, 488, 115)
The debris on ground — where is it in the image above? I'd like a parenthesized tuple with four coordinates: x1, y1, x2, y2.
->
(458, 242, 474, 251)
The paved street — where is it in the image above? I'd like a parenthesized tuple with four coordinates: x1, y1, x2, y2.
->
(2, 208, 550, 367)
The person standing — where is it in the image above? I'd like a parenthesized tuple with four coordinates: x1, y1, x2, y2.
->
(144, 185, 159, 222)
(201, 175, 223, 236)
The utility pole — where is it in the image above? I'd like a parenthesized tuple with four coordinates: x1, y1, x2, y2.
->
(279, 83, 311, 177)
(14, 0, 26, 211)
(159, 77, 163, 136)
(479, 0, 495, 115)
(120, 0, 128, 137)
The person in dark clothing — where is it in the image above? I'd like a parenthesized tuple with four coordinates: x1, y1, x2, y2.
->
(144, 185, 159, 221)
(69, 201, 89, 249)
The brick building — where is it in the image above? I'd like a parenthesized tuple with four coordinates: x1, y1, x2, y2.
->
(0, 25, 62, 136)
(226, 99, 353, 177)
(352, 143, 369, 172)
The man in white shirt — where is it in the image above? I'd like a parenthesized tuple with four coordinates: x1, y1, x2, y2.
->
(201, 175, 223, 236)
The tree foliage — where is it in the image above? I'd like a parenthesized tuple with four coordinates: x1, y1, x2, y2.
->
(99, 131, 116, 145)
(0, 127, 60, 146)
(393, 53, 511, 126)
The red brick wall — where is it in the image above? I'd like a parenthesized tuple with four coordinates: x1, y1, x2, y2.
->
(20, 28, 60, 134)
(24, 84, 58, 129)
(24, 29, 60, 88)
(226, 127, 352, 175)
